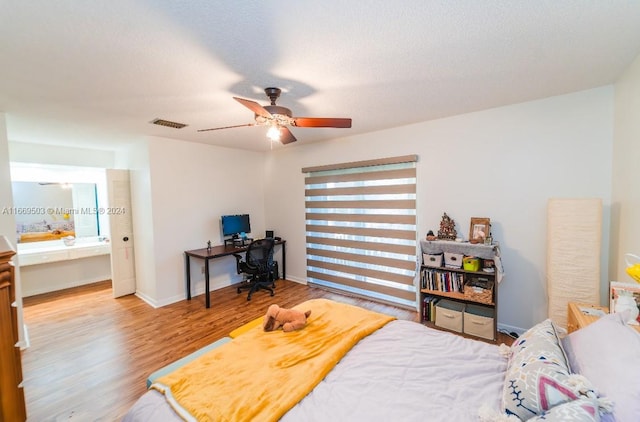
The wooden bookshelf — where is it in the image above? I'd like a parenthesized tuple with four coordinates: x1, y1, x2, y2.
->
(419, 240, 501, 341)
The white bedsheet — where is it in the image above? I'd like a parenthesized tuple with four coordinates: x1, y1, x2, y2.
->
(123, 320, 507, 421)
(283, 320, 506, 421)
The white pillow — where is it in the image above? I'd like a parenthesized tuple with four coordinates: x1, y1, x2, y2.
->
(562, 312, 640, 422)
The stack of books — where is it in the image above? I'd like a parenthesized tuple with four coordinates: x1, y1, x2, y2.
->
(421, 268, 464, 292)
(422, 295, 440, 322)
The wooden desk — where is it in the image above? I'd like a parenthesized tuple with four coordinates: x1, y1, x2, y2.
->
(567, 302, 640, 333)
(184, 240, 286, 308)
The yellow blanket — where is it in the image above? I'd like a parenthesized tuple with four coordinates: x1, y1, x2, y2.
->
(153, 298, 395, 422)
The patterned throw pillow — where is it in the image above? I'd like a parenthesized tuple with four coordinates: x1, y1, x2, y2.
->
(502, 319, 595, 420)
(526, 397, 600, 422)
(508, 318, 568, 369)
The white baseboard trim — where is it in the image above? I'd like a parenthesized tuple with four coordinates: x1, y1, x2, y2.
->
(136, 277, 308, 308)
(134, 291, 161, 308)
(283, 276, 307, 284)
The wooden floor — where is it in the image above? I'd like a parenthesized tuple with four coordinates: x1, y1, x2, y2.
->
(21, 279, 512, 421)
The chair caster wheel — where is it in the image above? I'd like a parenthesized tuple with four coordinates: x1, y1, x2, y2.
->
(270, 291, 275, 296)
(237, 288, 241, 294)
(247, 296, 251, 301)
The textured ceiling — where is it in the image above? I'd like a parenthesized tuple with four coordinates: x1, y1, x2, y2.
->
(1, 1, 640, 152)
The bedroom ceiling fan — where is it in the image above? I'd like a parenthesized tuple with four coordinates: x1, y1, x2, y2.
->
(198, 87, 352, 144)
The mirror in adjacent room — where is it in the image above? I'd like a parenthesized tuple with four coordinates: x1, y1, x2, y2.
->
(12, 181, 100, 243)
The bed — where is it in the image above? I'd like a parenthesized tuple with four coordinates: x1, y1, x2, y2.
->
(123, 299, 640, 422)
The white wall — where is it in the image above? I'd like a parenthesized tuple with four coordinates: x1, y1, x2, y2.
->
(265, 87, 614, 331)
(9, 141, 115, 168)
(122, 139, 157, 304)
(126, 137, 267, 306)
(612, 53, 640, 283)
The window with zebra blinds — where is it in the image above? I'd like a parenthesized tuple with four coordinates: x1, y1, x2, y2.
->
(302, 155, 418, 308)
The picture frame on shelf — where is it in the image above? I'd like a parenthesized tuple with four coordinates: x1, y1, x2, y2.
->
(469, 217, 490, 244)
(609, 281, 640, 325)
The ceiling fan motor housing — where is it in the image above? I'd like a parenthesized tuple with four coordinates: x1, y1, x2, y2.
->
(257, 105, 294, 126)
(263, 105, 292, 117)
(259, 88, 294, 124)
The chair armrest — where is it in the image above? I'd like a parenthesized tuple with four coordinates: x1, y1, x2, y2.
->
(232, 254, 243, 274)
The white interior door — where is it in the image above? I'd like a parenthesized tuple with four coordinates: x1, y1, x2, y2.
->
(106, 169, 136, 298)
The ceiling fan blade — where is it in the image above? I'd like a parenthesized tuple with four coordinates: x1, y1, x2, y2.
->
(197, 123, 255, 132)
(293, 117, 352, 128)
(233, 97, 272, 118)
(279, 127, 297, 144)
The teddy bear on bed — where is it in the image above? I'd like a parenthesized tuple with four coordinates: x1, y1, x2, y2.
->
(263, 304, 311, 332)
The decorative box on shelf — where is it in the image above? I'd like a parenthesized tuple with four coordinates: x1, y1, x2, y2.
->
(422, 253, 443, 268)
(462, 256, 480, 272)
(444, 252, 463, 269)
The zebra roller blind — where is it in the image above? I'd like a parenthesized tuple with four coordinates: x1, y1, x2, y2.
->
(302, 155, 418, 308)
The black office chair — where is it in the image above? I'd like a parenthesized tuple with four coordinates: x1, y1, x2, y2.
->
(233, 238, 276, 300)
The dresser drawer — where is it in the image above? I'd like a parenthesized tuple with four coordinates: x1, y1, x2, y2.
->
(19, 250, 69, 266)
(69, 244, 110, 259)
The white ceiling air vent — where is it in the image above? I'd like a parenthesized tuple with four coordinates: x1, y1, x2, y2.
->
(151, 118, 187, 129)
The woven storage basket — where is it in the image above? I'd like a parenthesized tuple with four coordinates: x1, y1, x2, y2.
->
(463, 279, 494, 304)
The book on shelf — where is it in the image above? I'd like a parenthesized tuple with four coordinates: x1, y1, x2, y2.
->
(420, 268, 464, 293)
(422, 295, 439, 322)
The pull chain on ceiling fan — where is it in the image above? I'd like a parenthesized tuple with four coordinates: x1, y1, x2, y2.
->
(198, 87, 352, 144)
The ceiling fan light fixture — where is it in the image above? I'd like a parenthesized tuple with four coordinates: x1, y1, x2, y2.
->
(198, 87, 351, 145)
(266, 125, 281, 142)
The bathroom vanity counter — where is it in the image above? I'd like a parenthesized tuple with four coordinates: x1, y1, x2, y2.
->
(17, 238, 110, 266)
(18, 238, 112, 297)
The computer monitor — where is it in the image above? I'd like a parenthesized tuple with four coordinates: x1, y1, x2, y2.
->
(221, 214, 251, 238)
